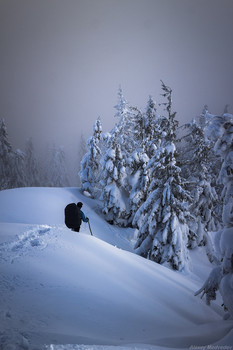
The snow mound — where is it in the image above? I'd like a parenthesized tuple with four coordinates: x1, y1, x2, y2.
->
(0, 187, 81, 224)
(0, 187, 233, 349)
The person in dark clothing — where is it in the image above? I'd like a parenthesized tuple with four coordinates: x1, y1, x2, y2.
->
(72, 202, 89, 232)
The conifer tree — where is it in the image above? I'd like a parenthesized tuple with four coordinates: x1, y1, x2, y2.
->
(123, 101, 149, 224)
(133, 82, 191, 271)
(110, 87, 147, 225)
(100, 126, 129, 226)
(114, 86, 128, 119)
(0, 118, 15, 190)
(12, 149, 27, 188)
(114, 86, 143, 156)
(79, 117, 102, 197)
(143, 95, 159, 158)
(180, 118, 220, 262)
(114, 91, 160, 225)
(127, 95, 170, 225)
(195, 114, 233, 317)
(24, 138, 41, 186)
(127, 147, 150, 225)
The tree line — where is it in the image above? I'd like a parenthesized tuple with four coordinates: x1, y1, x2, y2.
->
(79, 82, 233, 315)
(0, 120, 72, 189)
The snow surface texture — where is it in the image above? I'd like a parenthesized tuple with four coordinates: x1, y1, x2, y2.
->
(0, 187, 233, 350)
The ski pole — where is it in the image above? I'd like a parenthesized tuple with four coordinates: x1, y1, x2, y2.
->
(88, 220, 93, 236)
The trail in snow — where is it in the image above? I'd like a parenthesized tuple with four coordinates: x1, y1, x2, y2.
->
(0, 225, 52, 261)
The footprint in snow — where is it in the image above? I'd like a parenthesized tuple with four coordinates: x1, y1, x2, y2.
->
(30, 238, 40, 247)
(38, 227, 51, 235)
(10, 225, 51, 253)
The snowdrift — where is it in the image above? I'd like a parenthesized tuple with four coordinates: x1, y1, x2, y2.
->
(0, 187, 232, 349)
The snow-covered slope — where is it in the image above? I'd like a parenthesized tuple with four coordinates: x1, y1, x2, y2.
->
(0, 187, 232, 350)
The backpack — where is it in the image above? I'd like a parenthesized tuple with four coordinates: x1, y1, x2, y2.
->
(64, 203, 81, 229)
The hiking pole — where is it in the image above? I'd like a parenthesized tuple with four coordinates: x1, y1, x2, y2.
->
(88, 220, 93, 236)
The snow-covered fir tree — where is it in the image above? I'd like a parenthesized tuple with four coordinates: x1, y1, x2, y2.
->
(130, 94, 170, 208)
(12, 149, 27, 188)
(126, 96, 164, 225)
(0, 118, 14, 190)
(126, 147, 150, 225)
(143, 95, 160, 158)
(79, 117, 102, 197)
(114, 86, 143, 156)
(114, 86, 128, 119)
(24, 138, 41, 187)
(199, 105, 209, 128)
(133, 142, 191, 271)
(100, 126, 129, 226)
(103, 87, 148, 225)
(179, 118, 220, 262)
(0, 118, 28, 189)
(133, 82, 191, 271)
(0, 118, 27, 190)
(195, 113, 233, 317)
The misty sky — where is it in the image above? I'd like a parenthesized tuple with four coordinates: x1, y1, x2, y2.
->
(1, 0, 233, 172)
